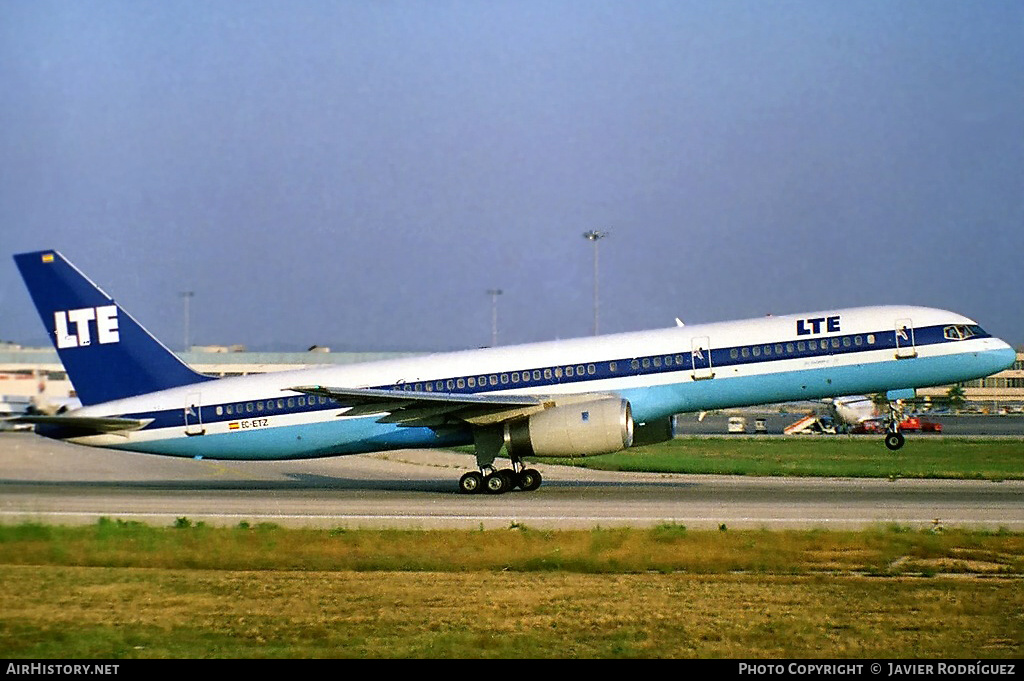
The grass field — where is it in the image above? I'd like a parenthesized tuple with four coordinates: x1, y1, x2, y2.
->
(1, 520, 1021, 658)
(546, 437, 1024, 480)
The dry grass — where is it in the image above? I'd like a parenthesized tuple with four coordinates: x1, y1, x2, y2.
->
(1, 566, 1020, 658)
(2, 520, 1022, 575)
(0, 521, 1021, 658)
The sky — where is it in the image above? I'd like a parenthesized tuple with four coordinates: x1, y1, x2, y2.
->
(2, 0, 1022, 352)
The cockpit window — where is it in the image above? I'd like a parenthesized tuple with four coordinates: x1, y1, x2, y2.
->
(944, 324, 984, 341)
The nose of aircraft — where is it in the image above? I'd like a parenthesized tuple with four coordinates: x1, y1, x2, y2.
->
(987, 338, 1017, 373)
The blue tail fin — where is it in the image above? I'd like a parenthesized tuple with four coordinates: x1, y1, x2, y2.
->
(14, 250, 213, 405)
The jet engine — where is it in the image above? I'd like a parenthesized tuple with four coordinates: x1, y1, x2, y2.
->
(504, 397, 633, 458)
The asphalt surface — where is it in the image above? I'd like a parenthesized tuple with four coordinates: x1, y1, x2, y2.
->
(1, 431, 1021, 530)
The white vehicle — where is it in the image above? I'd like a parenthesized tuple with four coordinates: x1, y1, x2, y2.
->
(727, 416, 747, 434)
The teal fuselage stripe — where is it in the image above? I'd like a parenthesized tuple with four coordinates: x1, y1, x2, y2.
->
(105, 417, 473, 460)
(624, 347, 1013, 420)
(98, 347, 1014, 461)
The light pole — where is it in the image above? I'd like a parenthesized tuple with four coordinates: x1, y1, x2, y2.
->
(486, 289, 503, 347)
(179, 291, 194, 352)
(582, 230, 607, 335)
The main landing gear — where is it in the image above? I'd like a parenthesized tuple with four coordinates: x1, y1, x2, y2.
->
(458, 426, 542, 494)
(458, 462, 543, 495)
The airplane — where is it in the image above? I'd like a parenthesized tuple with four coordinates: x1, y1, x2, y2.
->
(9, 249, 1017, 494)
(829, 395, 879, 428)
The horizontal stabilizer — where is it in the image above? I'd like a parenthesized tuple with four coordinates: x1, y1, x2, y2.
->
(6, 414, 153, 435)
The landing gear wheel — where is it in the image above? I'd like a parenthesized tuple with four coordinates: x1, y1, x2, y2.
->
(884, 432, 905, 451)
(498, 469, 517, 491)
(459, 471, 484, 494)
(484, 472, 509, 495)
(518, 468, 542, 492)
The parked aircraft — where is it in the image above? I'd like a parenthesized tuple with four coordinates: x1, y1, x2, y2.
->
(10, 250, 1016, 493)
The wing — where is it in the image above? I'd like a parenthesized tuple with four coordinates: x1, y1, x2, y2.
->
(287, 385, 549, 427)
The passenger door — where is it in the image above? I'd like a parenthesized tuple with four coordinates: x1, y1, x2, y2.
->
(184, 392, 205, 436)
(894, 318, 917, 359)
(691, 336, 714, 380)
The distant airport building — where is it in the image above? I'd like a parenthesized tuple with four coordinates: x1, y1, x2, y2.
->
(1, 343, 1022, 412)
(0, 343, 419, 404)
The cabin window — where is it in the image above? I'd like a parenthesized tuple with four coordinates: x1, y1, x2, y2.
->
(867, 334, 875, 345)
(653, 356, 661, 368)
(467, 377, 476, 388)
(533, 370, 541, 380)
(511, 372, 520, 383)
(797, 342, 805, 352)
(457, 378, 465, 389)
(730, 349, 739, 359)
(741, 347, 750, 358)
(642, 358, 650, 369)
(588, 364, 596, 375)
(216, 406, 223, 416)
(763, 345, 771, 356)
(566, 366, 574, 377)
(489, 375, 497, 386)
(831, 338, 840, 349)
(752, 346, 761, 357)
(501, 374, 508, 384)
(843, 337, 851, 348)
(543, 369, 552, 380)
(609, 361, 618, 372)
(631, 359, 639, 370)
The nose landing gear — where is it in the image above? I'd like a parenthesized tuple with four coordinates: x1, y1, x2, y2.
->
(883, 398, 906, 451)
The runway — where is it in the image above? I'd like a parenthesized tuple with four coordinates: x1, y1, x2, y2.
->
(1, 432, 1022, 530)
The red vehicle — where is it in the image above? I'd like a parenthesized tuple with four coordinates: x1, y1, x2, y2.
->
(899, 417, 943, 432)
(850, 420, 883, 434)
(850, 417, 942, 434)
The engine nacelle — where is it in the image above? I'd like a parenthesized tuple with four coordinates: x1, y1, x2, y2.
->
(505, 398, 634, 458)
